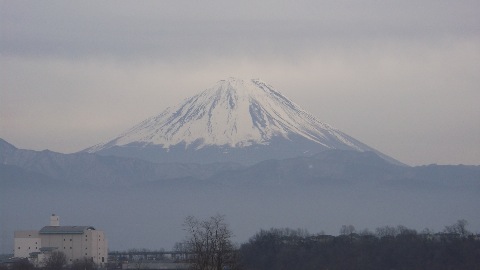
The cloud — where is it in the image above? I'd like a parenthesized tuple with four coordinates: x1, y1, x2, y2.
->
(2, 1, 478, 59)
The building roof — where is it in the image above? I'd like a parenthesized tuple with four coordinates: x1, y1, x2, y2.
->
(39, 226, 95, 234)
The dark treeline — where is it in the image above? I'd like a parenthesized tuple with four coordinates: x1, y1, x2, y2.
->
(239, 220, 480, 270)
(2, 219, 479, 270)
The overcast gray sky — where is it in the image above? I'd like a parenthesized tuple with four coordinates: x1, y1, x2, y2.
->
(1, 0, 479, 166)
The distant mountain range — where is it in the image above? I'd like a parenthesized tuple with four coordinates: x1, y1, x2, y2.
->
(0, 138, 242, 187)
(2, 138, 478, 189)
(83, 78, 402, 165)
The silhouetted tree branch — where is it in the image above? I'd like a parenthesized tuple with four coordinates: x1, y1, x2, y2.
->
(181, 214, 238, 270)
(43, 251, 67, 270)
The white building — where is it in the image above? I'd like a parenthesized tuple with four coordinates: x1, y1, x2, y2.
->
(14, 214, 108, 267)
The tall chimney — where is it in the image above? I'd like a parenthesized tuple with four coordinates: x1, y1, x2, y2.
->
(50, 214, 60, 226)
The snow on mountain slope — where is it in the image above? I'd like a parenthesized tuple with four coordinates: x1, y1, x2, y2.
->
(84, 78, 401, 165)
(89, 78, 358, 150)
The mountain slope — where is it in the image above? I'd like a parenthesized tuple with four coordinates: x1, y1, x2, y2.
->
(84, 78, 401, 165)
(0, 139, 243, 187)
(0, 164, 60, 188)
(207, 151, 480, 189)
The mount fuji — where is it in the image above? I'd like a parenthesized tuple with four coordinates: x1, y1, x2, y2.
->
(84, 78, 401, 165)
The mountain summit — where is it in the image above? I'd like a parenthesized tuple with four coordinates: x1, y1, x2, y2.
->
(84, 78, 400, 165)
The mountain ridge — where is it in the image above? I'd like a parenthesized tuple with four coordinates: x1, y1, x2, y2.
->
(0, 138, 243, 187)
(2, 138, 479, 190)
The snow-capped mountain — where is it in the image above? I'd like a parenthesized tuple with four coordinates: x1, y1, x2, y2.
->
(84, 78, 401, 165)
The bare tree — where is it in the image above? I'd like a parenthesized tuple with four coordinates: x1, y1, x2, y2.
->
(71, 258, 97, 270)
(444, 219, 470, 237)
(375, 226, 398, 238)
(340, 224, 356, 242)
(340, 225, 356, 236)
(11, 258, 34, 270)
(182, 214, 238, 270)
(43, 251, 67, 270)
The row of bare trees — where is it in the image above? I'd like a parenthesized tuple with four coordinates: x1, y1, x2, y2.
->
(0, 252, 97, 270)
(43, 252, 97, 270)
(239, 220, 480, 270)
(176, 216, 480, 270)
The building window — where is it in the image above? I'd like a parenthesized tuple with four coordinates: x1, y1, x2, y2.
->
(85, 253, 88, 256)
(70, 239, 72, 241)
(70, 247, 72, 249)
